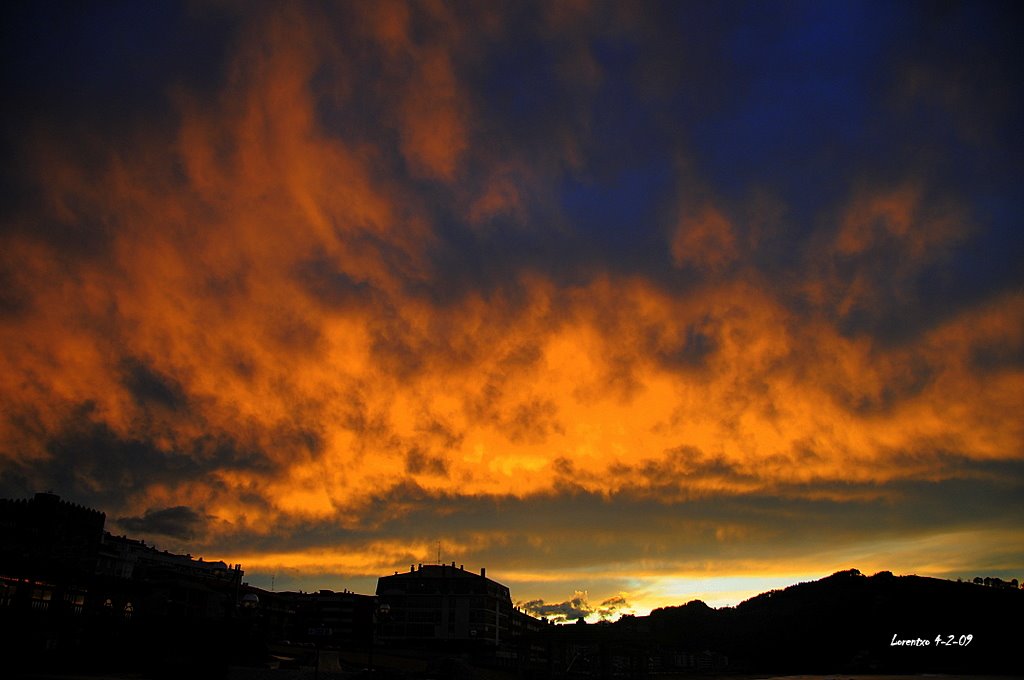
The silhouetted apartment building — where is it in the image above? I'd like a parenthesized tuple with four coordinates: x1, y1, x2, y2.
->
(0, 492, 251, 672)
(96, 532, 243, 621)
(376, 563, 520, 646)
(1, 492, 553, 673)
(0, 492, 105, 621)
(98, 532, 242, 583)
(0, 492, 105, 577)
(277, 588, 375, 645)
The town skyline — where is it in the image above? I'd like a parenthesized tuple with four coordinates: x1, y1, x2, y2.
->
(1, 1, 1022, 620)
(5, 483, 1020, 623)
(5, 490, 1021, 627)
(6, 490, 1018, 677)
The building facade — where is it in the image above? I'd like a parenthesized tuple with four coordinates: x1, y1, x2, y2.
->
(0, 492, 106, 624)
(0, 493, 254, 673)
(277, 588, 375, 646)
(376, 563, 515, 646)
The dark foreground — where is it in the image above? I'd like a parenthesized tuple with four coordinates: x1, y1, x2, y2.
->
(4, 570, 1020, 679)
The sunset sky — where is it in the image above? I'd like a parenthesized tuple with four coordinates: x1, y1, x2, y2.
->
(1, 1, 1021, 621)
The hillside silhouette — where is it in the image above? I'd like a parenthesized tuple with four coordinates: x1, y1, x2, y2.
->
(638, 568, 1020, 674)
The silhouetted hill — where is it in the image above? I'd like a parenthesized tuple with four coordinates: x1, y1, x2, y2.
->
(642, 569, 1021, 674)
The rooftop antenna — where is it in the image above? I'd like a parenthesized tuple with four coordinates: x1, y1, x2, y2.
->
(437, 540, 441, 565)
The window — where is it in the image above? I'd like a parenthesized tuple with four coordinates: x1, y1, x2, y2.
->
(0, 578, 15, 608)
(65, 589, 86, 615)
(31, 585, 52, 611)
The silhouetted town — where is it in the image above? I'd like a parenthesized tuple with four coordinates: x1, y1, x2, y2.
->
(1, 493, 1020, 679)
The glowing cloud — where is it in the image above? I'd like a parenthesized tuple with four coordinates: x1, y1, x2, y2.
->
(0, 1, 1021, 613)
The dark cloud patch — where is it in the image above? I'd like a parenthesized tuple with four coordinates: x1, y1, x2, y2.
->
(596, 595, 631, 620)
(518, 591, 632, 623)
(971, 338, 1024, 374)
(0, 261, 31, 318)
(103, 459, 1024, 584)
(405, 447, 448, 477)
(0, 403, 280, 513)
(121, 357, 188, 412)
(519, 591, 591, 623)
(416, 415, 465, 452)
(293, 251, 377, 310)
(38, 405, 191, 508)
(269, 425, 324, 459)
(881, 450, 1024, 485)
(678, 321, 719, 367)
(198, 513, 364, 556)
(264, 306, 324, 356)
(117, 505, 206, 540)
(501, 397, 563, 445)
(463, 375, 564, 445)
(368, 308, 429, 381)
(201, 268, 250, 307)
(27, 466, 1016, 579)
(189, 432, 280, 476)
(332, 391, 396, 453)
(7, 209, 119, 266)
(498, 342, 543, 371)
(831, 355, 935, 416)
(649, 317, 721, 370)
(552, 457, 576, 478)
(296, 470, 1024, 574)
(830, 263, 972, 348)
(419, 220, 588, 308)
(608, 445, 759, 494)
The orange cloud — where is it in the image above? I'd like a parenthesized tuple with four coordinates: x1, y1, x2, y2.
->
(670, 203, 738, 273)
(1, 0, 1021, 616)
(400, 47, 468, 181)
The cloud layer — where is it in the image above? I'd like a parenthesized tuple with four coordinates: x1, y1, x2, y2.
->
(1, 1, 1021, 612)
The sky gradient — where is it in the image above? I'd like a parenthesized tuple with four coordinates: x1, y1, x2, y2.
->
(1, 1, 1022, 620)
